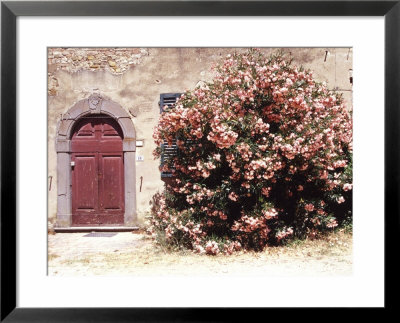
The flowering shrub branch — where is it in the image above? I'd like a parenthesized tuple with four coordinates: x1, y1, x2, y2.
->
(151, 49, 353, 255)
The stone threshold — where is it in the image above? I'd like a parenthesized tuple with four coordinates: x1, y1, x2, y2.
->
(55, 226, 140, 233)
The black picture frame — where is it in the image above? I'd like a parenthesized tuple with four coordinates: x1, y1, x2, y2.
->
(1, 1, 398, 321)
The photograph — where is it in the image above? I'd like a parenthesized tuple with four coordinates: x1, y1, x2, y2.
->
(1, 0, 396, 318)
(47, 47, 353, 277)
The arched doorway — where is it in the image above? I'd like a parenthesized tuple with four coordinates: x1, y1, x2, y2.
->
(71, 115, 125, 225)
(55, 94, 137, 228)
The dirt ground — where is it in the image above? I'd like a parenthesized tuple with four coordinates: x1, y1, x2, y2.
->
(48, 230, 352, 276)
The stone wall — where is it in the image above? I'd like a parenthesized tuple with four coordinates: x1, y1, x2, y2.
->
(47, 47, 353, 227)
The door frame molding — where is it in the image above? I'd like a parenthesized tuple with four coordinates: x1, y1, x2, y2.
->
(55, 94, 137, 227)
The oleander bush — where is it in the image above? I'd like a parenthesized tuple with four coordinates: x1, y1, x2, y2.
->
(150, 49, 353, 255)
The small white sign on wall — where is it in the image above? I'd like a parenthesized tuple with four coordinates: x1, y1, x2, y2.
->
(136, 155, 144, 162)
(136, 140, 144, 147)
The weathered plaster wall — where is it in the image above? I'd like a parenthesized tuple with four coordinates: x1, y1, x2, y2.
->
(47, 47, 352, 227)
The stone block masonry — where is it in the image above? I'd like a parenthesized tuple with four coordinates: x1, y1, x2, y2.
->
(48, 48, 149, 96)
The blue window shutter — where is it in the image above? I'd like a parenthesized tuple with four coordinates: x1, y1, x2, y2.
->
(159, 93, 182, 178)
(159, 93, 182, 113)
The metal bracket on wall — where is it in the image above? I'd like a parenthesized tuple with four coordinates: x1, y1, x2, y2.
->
(48, 176, 53, 191)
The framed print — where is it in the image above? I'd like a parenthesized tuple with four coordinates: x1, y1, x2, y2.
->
(1, 0, 398, 321)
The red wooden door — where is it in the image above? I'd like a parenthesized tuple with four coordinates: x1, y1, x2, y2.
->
(71, 115, 124, 225)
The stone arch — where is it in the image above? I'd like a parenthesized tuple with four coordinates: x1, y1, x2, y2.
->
(55, 94, 137, 227)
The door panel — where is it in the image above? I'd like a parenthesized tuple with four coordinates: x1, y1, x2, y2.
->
(98, 140, 123, 152)
(74, 122, 95, 137)
(102, 122, 122, 137)
(72, 154, 98, 211)
(99, 154, 124, 210)
(71, 153, 100, 225)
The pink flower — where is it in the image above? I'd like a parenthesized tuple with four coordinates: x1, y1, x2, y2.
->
(343, 183, 352, 191)
(333, 160, 347, 168)
(320, 171, 328, 180)
(262, 208, 278, 219)
(261, 187, 271, 196)
(337, 196, 345, 204)
(228, 192, 238, 201)
(205, 241, 220, 255)
(195, 245, 206, 254)
(326, 219, 338, 228)
(213, 153, 221, 161)
(304, 203, 314, 212)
